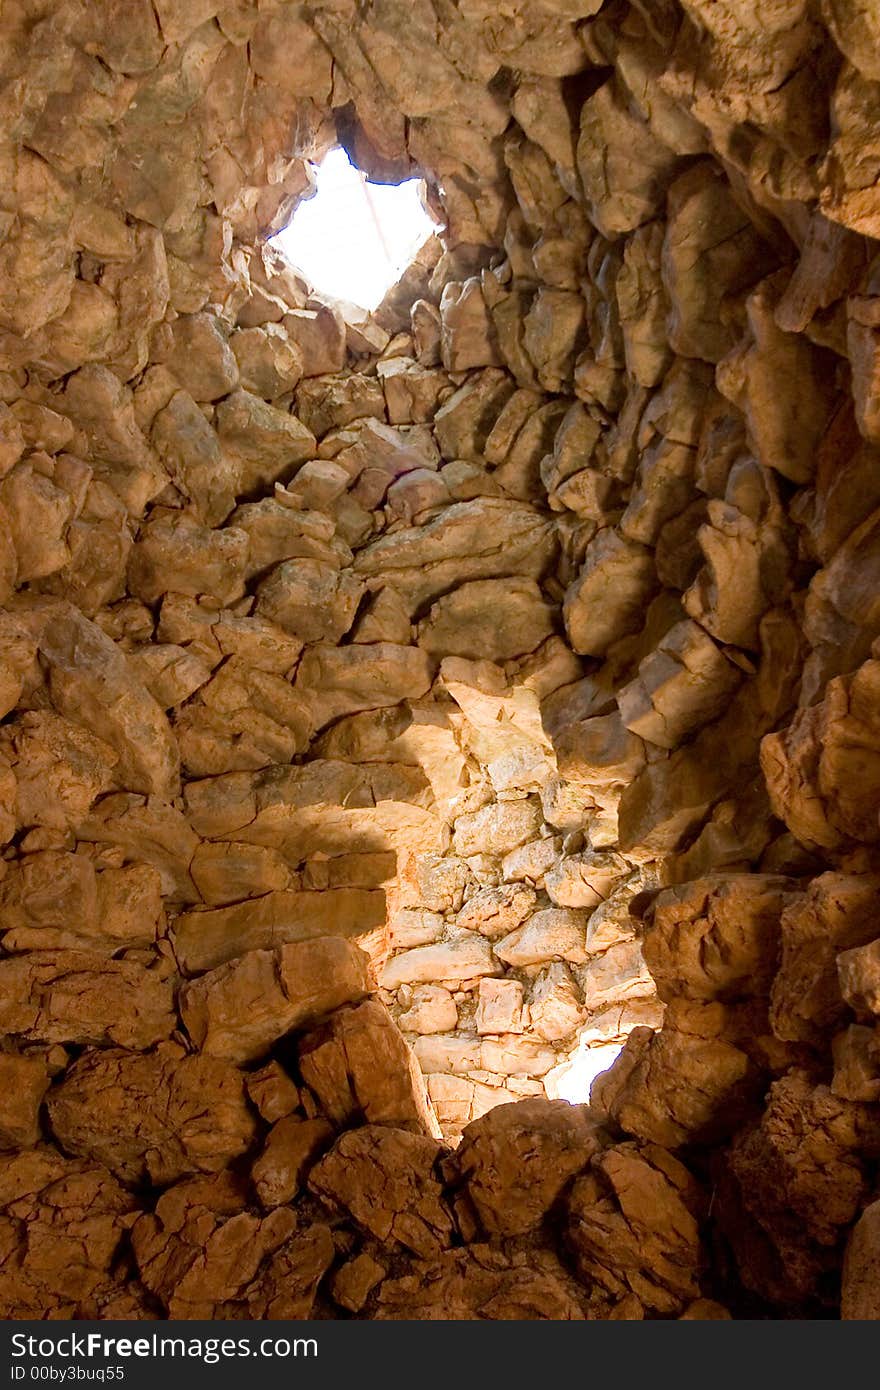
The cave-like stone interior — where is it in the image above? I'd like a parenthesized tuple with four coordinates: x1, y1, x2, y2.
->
(1, 0, 880, 1322)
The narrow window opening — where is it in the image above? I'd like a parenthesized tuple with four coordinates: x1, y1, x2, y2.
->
(546, 1039, 624, 1106)
(269, 146, 439, 312)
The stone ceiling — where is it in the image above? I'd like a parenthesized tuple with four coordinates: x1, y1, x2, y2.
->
(0, 0, 879, 1320)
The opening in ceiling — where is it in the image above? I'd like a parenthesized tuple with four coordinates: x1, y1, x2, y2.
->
(269, 146, 439, 313)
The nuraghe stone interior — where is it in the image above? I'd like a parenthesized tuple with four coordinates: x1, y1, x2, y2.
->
(1, 0, 880, 1321)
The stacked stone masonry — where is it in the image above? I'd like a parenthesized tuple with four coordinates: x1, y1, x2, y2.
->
(0, 0, 878, 1320)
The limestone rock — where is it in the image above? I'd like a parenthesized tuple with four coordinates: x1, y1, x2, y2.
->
(216, 390, 316, 492)
(128, 642, 212, 710)
(802, 506, 880, 689)
(230, 325, 303, 399)
(446, 1098, 607, 1237)
(382, 360, 452, 426)
(0, 1054, 49, 1149)
(719, 1071, 874, 1304)
(577, 78, 681, 238)
(544, 851, 629, 910)
(46, 1047, 257, 1185)
(616, 221, 672, 388)
(848, 277, 880, 444)
(332, 1251, 386, 1313)
(398, 985, 458, 1035)
(75, 794, 199, 903)
(314, 704, 466, 808)
(381, 938, 499, 989)
(179, 939, 371, 1063)
(131, 1174, 334, 1319)
(761, 659, 880, 851)
(183, 759, 436, 859)
(822, 0, 880, 80)
(662, 162, 778, 363)
(234, 498, 346, 578)
(246, 1062, 300, 1124)
(375, 1245, 586, 1320)
(566, 1142, 702, 1315)
(174, 664, 313, 776)
(563, 531, 657, 657)
(309, 1126, 453, 1259)
(477, 1034, 558, 1077)
(0, 854, 164, 954)
(388, 909, 444, 950)
(456, 883, 537, 938)
(284, 304, 346, 376)
(580, 998, 666, 1047)
(424, 1072, 517, 1134)
(578, 939, 654, 1011)
(619, 433, 697, 546)
(295, 373, 386, 438)
(0, 1149, 140, 1319)
(353, 498, 556, 612)
(440, 279, 502, 372)
(556, 712, 647, 788)
(837, 939, 880, 1021)
(592, 1021, 758, 1148)
(252, 1117, 335, 1207)
(433, 371, 515, 461)
(295, 643, 435, 730)
(212, 611, 305, 673)
(418, 578, 555, 661)
(639, 875, 794, 1004)
(831, 1024, 880, 1102)
(617, 620, 741, 750)
(502, 835, 563, 883)
(189, 839, 287, 906)
(298, 999, 440, 1137)
(475, 978, 525, 1036)
(151, 393, 237, 526)
(0, 950, 175, 1050)
(0, 464, 72, 583)
(820, 64, 880, 238)
(525, 286, 587, 391)
(495, 907, 589, 967)
(683, 504, 791, 653)
(842, 1199, 880, 1319)
(412, 1034, 481, 1076)
(453, 801, 543, 857)
(167, 313, 240, 402)
(256, 560, 364, 643)
(716, 275, 836, 485)
(40, 617, 178, 803)
(128, 516, 249, 607)
(584, 872, 652, 954)
(528, 962, 584, 1042)
(172, 888, 386, 974)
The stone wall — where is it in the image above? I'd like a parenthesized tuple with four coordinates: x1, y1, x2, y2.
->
(0, 0, 879, 1319)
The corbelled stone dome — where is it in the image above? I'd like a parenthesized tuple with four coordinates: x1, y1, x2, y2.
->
(0, 0, 878, 1321)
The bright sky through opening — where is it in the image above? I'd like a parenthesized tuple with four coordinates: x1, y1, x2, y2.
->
(548, 1039, 623, 1105)
(270, 147, 438, 312)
